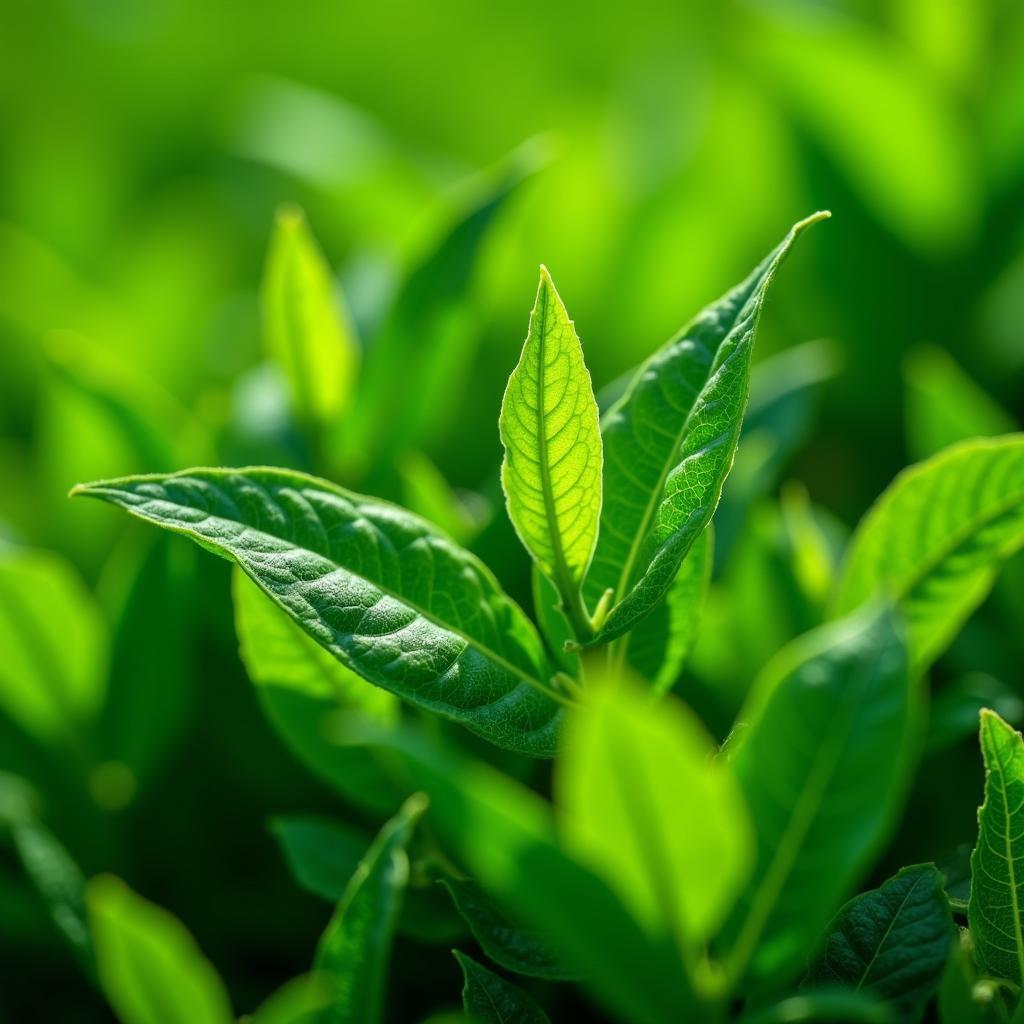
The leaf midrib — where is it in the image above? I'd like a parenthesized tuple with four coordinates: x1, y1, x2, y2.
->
(853, 871, 924, 990)
(989, 735, 1024, 983)
(101, 484, 571, 711)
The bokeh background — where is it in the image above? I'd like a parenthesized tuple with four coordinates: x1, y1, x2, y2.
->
(2, 0, 1024, 1020)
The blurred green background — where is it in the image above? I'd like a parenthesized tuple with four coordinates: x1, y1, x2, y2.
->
(2, 0, 1024, 1020)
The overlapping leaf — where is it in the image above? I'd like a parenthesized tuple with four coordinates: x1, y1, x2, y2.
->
(834, 436, 1024, 672)
(454, 952, 551, 1023)
(74, 469, 563, 756)
(584, 213, 827, 645)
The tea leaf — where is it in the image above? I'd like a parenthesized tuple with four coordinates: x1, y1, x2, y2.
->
(86, 875, 233, 1024)
(834, 436, 1024, 672)
(262, 205, 359, 430)
(454, 952, 551, 1024)
(444, 878, 571, 980)
(270, 815, 372, 903)
(622, 525, 711, 695)
(557, 675, 753, 966)
(969, 709, 1024, 985)
(233, 568, 405, 814)
(0, 545, 107, 744)
(74, 469, 563, 757)
(314, 793, 427, 1024)
(585, 213, 827, 645)
(723, 606, 916, 984)
(499, 267, 602, 637)
(805, 864, 953, 1022)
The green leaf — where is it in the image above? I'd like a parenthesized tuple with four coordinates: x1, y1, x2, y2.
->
(262, 204, 360, 430)
(270, 815, 372, 903)
(73, 468, 563, 757)
(927, 674, 1023, 756)
(454, 952, 550, 1024)
(233, 568, 405, 814)
(86, 875, 234, 1024)
(499, 267, 602, 637)
(314, 793, 427, 1024)
(805, 864, 953, 1023)
(903, 346, 1016, 462)
(622, 525, 711, 695)
(938, 930, 1004, 1024)
(557, 675, 753, 968)
(833, 436, 1024, 673)
(342, 722, 699, 1024)
(530, 565, 581, 678)
(246, 975, 332, 1024)
(0, 544, 107, 745)
(444, 878, 570, 980)
(740, 991, 895, 1024)
(584, 213, 827, 645)
(969, 709, 1024, 985)
(11, 818, 94, 976)
(397, 450, 489, 546)
(722, 606, 916, 985)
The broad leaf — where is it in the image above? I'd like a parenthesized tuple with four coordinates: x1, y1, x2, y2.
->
(499, 267, 602, 633)
(454, 952, 550, 1024)
(584, 213, 827, 645)
(86, 875, 233, 1024)
(834, 436, 1024, 672)
(722, 606, 916, 984)
(0, 545, 107, 743)
(623, 525, 711, 695)
(73, 469, 563, 757)
(444, 878, 570, 980)
(969, 710, 1024, 985)
(805, 864, 953, 1023)
(233, 568, 404, 812)
(270, 815, 371, 903)
(557, 676, 753, 966)
(314, 794, 426, 1024)
(262, 205, 359, 430)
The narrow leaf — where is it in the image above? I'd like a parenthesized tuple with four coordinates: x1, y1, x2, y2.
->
(314, 793, 427, 1024)
(454, 952, 551, 1024)
(444, 878, 571, 980)
(805, 864, 953, 1023)
(834, 436, 1024, 672)
(86, 875, 234, 1024)
(722, 606, 916, 984)
(262, 205, 359, 429)
(557, 675, 753, 966)
(585, 213, 828, 645)
(73, 469, 563, 757)
(969, 709, 1024, 985)
(499, 267, 602, 632)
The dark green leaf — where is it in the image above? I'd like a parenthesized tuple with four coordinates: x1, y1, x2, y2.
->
(454, 952, 550, 1024)
(722, 606, 917, 984)
(314, 793, 427, 1024)
(445, 878, 570, 980)
(585, 213, 827, 645)
(270, 815, 372, 903)
(805, 864, 953, 1023)
(927, 674, 1023, 756)
(74, 469, 563, 757)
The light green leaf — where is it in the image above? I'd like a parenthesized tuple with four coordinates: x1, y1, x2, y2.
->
(262, 204, 360, 430)
(233, 568, 404, 814)
(499, 267, 602, 637)
(557, 675, 753, 967)
(969, 710, 1024, 985)
(722, 606, 916, 984)
(805, 864, 953, 1023)
(623, 525, 711, 696)
(903, 346, 1016, 462)
(74, 469, 563, 757)
(86, 875, 233, 1024)
(245, 975, 332, 1024)
(444, 878, 570, 981)
(833, 436, 1024, 673)
(454, 952, 550, 1024)
(397, 450, 489, 546)
(314, 793, 427, 1024)
(0, 545, 107, 744)
(270, 815, 372, 903)
(585, 213, 827, 645)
